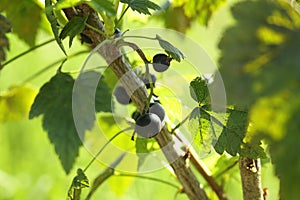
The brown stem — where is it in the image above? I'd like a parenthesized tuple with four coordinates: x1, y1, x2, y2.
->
(174, 131, 227, 200)
(239, 158, 263, 200)
(63, 4, 208, 200)
(189, 148, 228, 200)
(118, 41, 151, 64)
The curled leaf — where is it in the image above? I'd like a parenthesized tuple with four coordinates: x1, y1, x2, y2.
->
(156, 34, 185, 62)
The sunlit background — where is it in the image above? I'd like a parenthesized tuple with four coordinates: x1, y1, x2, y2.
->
(0, 0, 280, 199)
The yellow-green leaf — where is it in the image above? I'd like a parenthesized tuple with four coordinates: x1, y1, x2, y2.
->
(0, 85, 37, 122)
(29, 71, 82, 174)
(0, 0, 42, 46)
(156, 34, 185, 62)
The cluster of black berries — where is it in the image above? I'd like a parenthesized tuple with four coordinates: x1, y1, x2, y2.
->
(113, 53, 172, 139)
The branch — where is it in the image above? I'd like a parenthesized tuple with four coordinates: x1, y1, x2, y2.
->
(189, 148, 228, 200)
(174, 130, 227, 200)
(239, 158, 263, 200)
(118, 41, 150, 64)
(63, 4, 208, 200)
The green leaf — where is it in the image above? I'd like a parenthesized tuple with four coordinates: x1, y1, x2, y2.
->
(0, 14, 11, 69)
(247, 93, 300, 199)
(219, 1, 300, 197)
(157, 0, 225, 31)
(0, 85, 37, 122)
(75, 71, 113, 112)
(45, 0, 67, 55)
(219, 1, 300, 109)
(0, 0, 42, 46)
(86, 0, 116, 16)
(247, 94, 288, 142)
(188, 107, 216, 152)
(213, 110, 244, 156)
(29, 72, 82, 174)
(60, 14, 88, 48)
(121, 0, 160, 15)
(189, 77, 209, 104)
(268, 104, 300, 200)
(158, 5, 193, 33)
(73, 71, 113, 134)
(156, 34, 185, 62)
(214, 109, 265, 159)
(67, 168, 89, 200)
(182, 0, 225, 26)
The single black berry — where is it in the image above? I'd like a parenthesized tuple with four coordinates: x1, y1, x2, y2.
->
(114, 85, 131, 105)
(141, 73, 157, 89)
(131, 110, 141, 121)
(114, 28, 122, 38)
(149, 102, 165, 122)
(135, 113, 162, 138)
(152, 53, 171, 72)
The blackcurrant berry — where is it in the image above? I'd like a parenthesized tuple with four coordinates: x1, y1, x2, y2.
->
(149, 102, 165, 122)
(114, 85, 131, 105)
(114, 28, 122, 38)
(135, 113, 162, 138)
(141, 73, 157, 89)
(152, 53, 170, 72)
(131, 110, 141, 121)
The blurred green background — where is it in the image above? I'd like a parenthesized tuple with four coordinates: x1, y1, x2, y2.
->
(0, 0, 280, 199)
